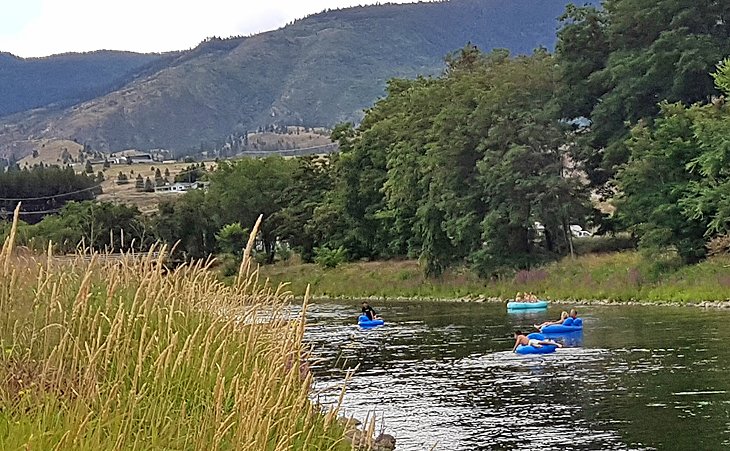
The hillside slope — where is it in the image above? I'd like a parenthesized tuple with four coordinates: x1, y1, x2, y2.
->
(0, 51, 165, 117)
(0, 0, 595, 155)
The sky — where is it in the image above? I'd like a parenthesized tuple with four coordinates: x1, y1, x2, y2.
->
(0, 0, 423, 58)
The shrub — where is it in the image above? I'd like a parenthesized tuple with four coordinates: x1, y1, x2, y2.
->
(573, 234, 637, 255)
(314, 246, 347, 269)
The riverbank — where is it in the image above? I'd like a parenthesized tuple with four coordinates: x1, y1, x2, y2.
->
(259, 251, 730, 305)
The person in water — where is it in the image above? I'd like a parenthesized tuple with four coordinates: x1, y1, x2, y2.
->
(512, 330, 562, 352)
(534, 311, 569, 330)
(361, 302, 379, 320)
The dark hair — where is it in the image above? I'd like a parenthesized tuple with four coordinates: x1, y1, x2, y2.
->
(514, 330, 523, 336)
(361, 302, 368, 306)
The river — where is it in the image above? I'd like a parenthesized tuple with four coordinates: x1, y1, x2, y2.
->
(303, 300, 730, 450)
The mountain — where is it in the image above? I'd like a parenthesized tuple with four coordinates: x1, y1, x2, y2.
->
(0, 50, 165, 117)
(0, 0, 597, 156)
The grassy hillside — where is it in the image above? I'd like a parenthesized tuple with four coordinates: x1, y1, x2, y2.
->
(0, 50, 163, 117)
(0, 0, 597, 156)
(258, 252, 730, 303)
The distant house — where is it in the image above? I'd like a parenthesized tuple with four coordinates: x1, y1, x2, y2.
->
(154, 181, 210, 194)
(110, 151, 154, 164)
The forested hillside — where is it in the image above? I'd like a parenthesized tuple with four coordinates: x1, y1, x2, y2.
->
(0, 51, 163, 117)
(0, 0, 594, 156)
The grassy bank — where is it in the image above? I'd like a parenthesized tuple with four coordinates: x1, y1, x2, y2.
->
(259, 252, 730, 303)
(0, 213, 351, 450)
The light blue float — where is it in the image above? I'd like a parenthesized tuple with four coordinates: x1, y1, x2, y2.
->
(515, 333, 558, 355)
(507, 300, 549, 310)
(358, 315, 384, 329)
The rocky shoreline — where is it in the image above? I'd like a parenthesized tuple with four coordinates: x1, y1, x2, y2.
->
(305, 294, 730, 310)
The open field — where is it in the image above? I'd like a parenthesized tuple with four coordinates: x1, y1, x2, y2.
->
(93, 161, 216, 212)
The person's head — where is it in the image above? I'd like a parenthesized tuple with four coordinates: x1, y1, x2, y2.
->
(362, 302, 369, 308)
(560, 311, 569, 320)
(569, 308, 577, 318)
(514, 330, 523, 337)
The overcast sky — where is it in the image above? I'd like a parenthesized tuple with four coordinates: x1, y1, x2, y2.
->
(0, 0, 425, 58)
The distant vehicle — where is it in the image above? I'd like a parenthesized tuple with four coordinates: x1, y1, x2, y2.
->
(570, 225, 592, 238)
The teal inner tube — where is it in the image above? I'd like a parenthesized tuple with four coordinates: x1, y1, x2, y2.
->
(515, 333, 558, 354)
(507, 300, 549, 310)
(358, 315, 384, 328)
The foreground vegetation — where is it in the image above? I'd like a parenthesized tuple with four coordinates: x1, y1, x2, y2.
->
(0, 211, 352, 450)
(260, 251, 730, 304)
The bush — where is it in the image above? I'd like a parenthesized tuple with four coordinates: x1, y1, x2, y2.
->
(218, 253, 241, 277)
(573, 234, 637, 255)
(313, 246, 347, 269)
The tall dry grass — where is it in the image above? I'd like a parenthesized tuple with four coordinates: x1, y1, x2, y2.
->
(0, 206, 353, 450)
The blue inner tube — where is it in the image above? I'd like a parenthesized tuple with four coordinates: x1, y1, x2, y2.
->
(358, 315, 384, 328)
(507, 300, 548, 310)
(541, 317, 583, 334)
(515, 332, 558, 354)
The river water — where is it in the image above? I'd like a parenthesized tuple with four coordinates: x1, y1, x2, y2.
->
(303, 300, 730, 450)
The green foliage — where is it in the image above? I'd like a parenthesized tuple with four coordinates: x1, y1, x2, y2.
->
(616, 102, 708, 263)
(6, 201, 151, 253)
(209, 157, 295, 264)
(322, 48, 591, 276)
(615, 70, 730, 264)
(174, 164, 207, 183)
(712, 58, 730, 95)
(313, 246, 348, 269)
(572, 234, 637, 255)
(215, 223, 248, 257)
(154, 190, 219, 260)
(556, 0, 730, 182)
(0, 165, 100, 224)
(273, 156, 334, 262)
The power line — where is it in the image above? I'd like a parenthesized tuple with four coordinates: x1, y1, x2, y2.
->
(0, 184, 102, 202)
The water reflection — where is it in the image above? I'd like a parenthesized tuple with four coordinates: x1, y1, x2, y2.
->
(304, 301, 730, 450)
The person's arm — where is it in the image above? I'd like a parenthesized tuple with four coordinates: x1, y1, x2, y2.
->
(512, 337, 520, 352)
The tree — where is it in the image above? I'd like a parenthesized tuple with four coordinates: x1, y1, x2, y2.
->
(616, 59, 730, 263)
(208, 157, 295, 263)
(215, 223, 248, 257)
(154, 190, 220, 260)
(556, 0, 730, 182)
(274, 156, 334, 262)
(615, 102, 707, 263)
(318, 48, 590, 275)
(135, 174, 144, 191)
